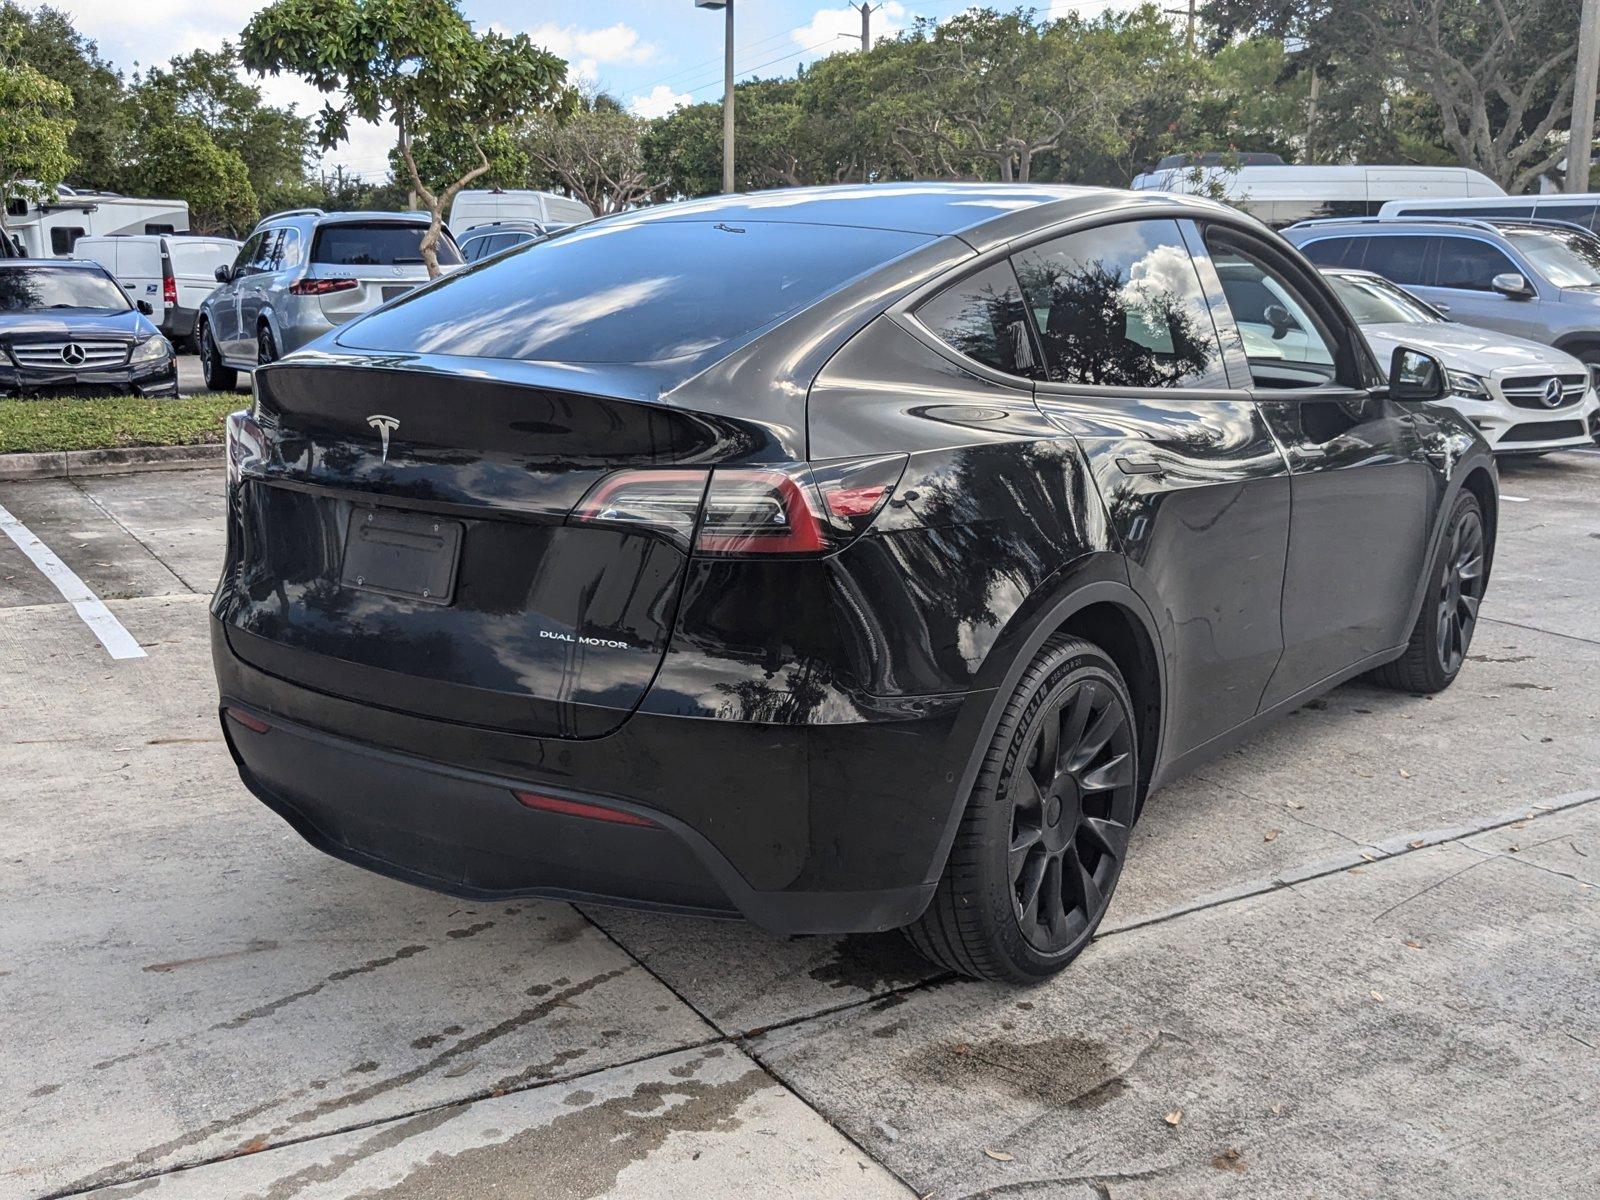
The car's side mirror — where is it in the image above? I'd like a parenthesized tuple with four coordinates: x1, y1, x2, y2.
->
(215, 265, 233, 283)
(1389, 345, 1447, 402)
(1491, 271, 1533, 299)
(1263, 303, 1297, 339)
(136, 300, 153, 315)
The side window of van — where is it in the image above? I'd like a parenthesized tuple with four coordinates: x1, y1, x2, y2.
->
(51, 226, 86, 255)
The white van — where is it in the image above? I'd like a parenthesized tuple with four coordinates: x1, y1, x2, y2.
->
(1377, 192, 1600, 235)
(74, 234, 240, 348)
(1130, 163, 1505, 228)
(447, 189, 593, 236)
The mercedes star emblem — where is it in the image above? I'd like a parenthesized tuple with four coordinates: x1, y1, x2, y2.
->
(1541, 376, 1564, 408)
(60, 343, 87, 367)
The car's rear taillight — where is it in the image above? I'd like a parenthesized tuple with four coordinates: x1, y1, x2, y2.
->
(162, 272, 177, 307)
(288, 277, 360, 296)
(571, 456, 905, 558)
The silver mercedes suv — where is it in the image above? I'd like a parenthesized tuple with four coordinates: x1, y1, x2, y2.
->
(1283, 215, 1600, 371)
(196, 209, 462, 390)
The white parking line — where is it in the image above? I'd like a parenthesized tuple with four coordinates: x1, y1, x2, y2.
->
(1501, 495, 1530, 503)
(0, 502, 146, 660)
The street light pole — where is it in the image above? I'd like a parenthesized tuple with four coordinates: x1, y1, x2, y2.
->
(1569, 0, 1600, 192)
(697, 0, 736, 193)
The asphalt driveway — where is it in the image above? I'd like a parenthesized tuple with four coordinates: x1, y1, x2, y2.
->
(1, 452, 1596, 1199)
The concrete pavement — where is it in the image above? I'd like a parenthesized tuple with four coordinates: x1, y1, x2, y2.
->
(2, 452, 1597, 1199)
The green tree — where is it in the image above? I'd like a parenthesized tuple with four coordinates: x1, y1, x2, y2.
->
(132, 45, 314, 216)
(0, 4, 122, 188)
(241, 0, 570, 275)
(0, 21, 75, 238)
(525, 92, 656, 216)
(121, 111, 256, 234)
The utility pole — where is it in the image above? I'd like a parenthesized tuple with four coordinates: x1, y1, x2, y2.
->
(850, 2, 879, 52)
(1162, 0, 1197, 55)
(695, 0, 736, 193)
(1569, 0, 1600, 192)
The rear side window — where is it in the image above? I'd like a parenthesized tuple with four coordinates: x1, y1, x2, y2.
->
(1432, 237, 1517, 290)
(915, 260, 1036, 377)
(1299, 237, 1362, 268)
(51, 226, 86, 255)
(312, 223, 463, 267)
(1012, 219, 1227, 389)
(1358, 235, 1432, 285)
(340, 219, 931, 364)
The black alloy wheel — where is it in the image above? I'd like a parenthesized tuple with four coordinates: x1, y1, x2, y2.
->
(1370, 490, 1486, 694)
(257, 323, 278, 367)
(905, 636, 1141, 981)
(1009, 676, 1138, 954)
(198, 318, 237, 392)
(1435, 504, 1485, 677)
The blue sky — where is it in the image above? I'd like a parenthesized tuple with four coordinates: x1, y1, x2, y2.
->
(36, 0, 1139, 177)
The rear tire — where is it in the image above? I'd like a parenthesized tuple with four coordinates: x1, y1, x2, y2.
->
(1368, 490, 1486, 695)
(905, 636, 1140, 983)
(257, 322, 278, 367)
(198, 318, 237, 392)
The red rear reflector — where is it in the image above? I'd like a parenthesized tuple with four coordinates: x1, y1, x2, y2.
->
(288, 277, 360, 296)
(225, 707, 271, 734)
(513, 791, 657, 827)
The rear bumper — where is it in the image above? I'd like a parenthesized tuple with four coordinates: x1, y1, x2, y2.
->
(213, 618, 985, 935)
(161, 306, 198, 343)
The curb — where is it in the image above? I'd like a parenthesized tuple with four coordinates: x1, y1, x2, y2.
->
(0, 443, 223, 482)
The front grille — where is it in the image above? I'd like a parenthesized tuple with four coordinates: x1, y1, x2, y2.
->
(1499, 372, 1586, 410)
(7, 340, 130, 370)
(1501, 419, 1586, 443)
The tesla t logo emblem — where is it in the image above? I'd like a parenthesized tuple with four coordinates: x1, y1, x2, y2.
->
(60, 343, 87, 366)
(367, 414, 400, 462)
(1541, 377, 1564, 407)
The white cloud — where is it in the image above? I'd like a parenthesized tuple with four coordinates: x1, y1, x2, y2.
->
(791, 2, 907, 54)
(629, 84, 692, 119)
(518, 21, 658, 83)
(1046, 0, 1146, 18)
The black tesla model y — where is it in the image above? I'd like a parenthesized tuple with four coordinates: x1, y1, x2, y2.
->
(214, 184, 1496, 981)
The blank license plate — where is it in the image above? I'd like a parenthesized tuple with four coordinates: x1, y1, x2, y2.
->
(341, 509, 461, 605)
(381, 285, 413, 303)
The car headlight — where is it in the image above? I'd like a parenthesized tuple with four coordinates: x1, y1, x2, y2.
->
(130, 336, 172, 365)
(1445, 369, 1491, 401)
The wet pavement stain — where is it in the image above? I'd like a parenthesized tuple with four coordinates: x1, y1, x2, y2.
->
(352, 1059, 770, 1200)
(142, 939, 280, 974)
(236, 1107, 464, 1200)
(806, 931, 939, 993)
(446, 922, 494, 940)
(907, 1034, 1155, 1110)
(212, 945, 429, 1032)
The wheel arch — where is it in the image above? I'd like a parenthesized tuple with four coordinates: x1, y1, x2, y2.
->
(1551, 331, 1600, 361)
(1460, 463, 1498, 584)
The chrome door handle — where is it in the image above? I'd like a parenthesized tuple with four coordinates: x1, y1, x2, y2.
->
(1116, 456, 1163, 476)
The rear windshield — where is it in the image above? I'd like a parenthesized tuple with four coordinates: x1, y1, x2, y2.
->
(0, 265, 130, 312)
(312, 223, 463, 267)
(338, 219, 931, 363)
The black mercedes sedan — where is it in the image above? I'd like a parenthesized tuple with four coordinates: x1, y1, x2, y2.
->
(0, 259, 178, 397)
(213, 184, 1496, 982)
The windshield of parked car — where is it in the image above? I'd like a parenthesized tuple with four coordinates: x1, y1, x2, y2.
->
(338, 218, 932, 363)
(1326, 274, 1442, 325)
(0, 265, 131, 312)
(1502, 227, 1600, 289)
(311, 223, 463, 267)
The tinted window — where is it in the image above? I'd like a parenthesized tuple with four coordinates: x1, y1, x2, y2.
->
(1358, 235, 1432, 285)
(1012, 219, 1226, 388)
(250, 230, 282, 274)
(312, 223, 463, 267)
(51, 226, 86, 255)
(916, 261, 1035, 377)
(1299, 237, 1361, 268)
(1433, 236, 1517, 290)
(342, 219, 930, 364)
(0, 265, 130, 311)
(232, 233, 262, 275)
(1209, 239, 1337, 380)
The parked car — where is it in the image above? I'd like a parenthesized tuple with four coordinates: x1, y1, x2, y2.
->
(196, 209, 464, 391)
(0, 258, 176, 397)
(447, 188, 592, 237)
(1131, 162, 1504, 228)
(215, 184, 1496, 982)
(73, 233, 239, 350)
(1378, 191, 1600, 235)
(1319, 268, 1600, 453)
(458, 221, 545, 263)
(1284, 215, 1600, 368)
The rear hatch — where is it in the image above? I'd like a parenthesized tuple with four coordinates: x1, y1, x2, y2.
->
(306, 221, 463, 323)
(217, 216, 934, 739)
